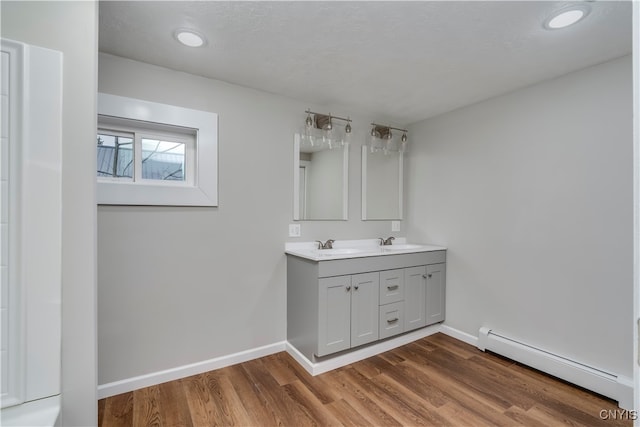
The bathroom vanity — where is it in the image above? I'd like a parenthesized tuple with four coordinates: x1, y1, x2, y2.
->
(286, 240, 446, 364)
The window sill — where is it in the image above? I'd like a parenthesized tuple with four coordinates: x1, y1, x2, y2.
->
(97, 181, 216, 207)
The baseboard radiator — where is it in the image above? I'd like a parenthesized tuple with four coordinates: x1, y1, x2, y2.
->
(477, 327, 628, 406)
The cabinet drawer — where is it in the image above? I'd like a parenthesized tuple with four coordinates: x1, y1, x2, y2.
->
(379, 269, 404, 305)
(379, 302, 404, 339)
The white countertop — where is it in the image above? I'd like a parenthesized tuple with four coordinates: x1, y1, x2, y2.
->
(285, 238, 447, 261)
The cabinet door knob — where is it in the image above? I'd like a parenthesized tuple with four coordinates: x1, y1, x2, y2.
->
(427, 273, 433, 278)
(354, 285, 359, 290)
(346, 286, 351, 291)
(422, 274, 427, 279)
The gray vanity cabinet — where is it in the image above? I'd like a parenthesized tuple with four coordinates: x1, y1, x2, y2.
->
(286, 250, 446, 363)
(317, 272, 379, 357)
(426, 263, 446, 325)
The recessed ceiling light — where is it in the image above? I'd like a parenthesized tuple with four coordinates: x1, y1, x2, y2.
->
(544, 5, 590, 30)
(174, 29, 206, 47)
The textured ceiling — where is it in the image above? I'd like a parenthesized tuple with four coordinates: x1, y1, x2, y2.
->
(99, 1, 632, 125)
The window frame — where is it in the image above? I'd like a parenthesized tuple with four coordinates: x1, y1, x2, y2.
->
(97, 118, 196, 185)
(97, 93, 218, 206)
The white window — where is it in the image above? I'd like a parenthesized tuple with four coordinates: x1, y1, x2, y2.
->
(97, 116, 196, 185)
(97, 93, 218, 206)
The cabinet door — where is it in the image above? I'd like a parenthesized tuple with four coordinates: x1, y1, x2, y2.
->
(317, 275, 351, 356)
(404, 266, 427, 331)
(426, 263, 446, 325)
(350, 272, 380, 348)
(379, 268, 404, 305)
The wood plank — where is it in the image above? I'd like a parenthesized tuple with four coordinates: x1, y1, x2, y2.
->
(374, 373, 458, 426)
(377, 348, 407, 365)
(415, 348, 525, 410)
(436, 401, 498, 427)
(504, 405, 562, 427)
(397, 359, 518, 425)
(200, 369, 242, 425)
(98, 396, 105, 427)
(282, 380, 343, 425)
(157, 380, 193, 427)
(324, 398, 372, 426)
(351, 354, 395, 379)
(342, 366, 448, 426)
(224, 363, 281, 426)
(323, 368, 403, 426)
(132, 386, 161, 427)
(378, 360, 450, 408)
(180, 375, 219, 426)
(240, 358, 317, 426)
(102, 392, 133, 427)
(260, 352, 299, 386)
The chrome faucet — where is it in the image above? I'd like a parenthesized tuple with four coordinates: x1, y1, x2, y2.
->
(315, 239, 335, 249)
(379, 236, 395, 246)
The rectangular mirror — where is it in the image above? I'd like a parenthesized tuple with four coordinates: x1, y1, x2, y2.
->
(362, 146, 403, 220)
(293, 134, 348, 220)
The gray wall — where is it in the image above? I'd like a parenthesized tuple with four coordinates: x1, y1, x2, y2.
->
(97, 53, 401, 384)
(406, 55, 633, 378)
(1, 1, 98, 425)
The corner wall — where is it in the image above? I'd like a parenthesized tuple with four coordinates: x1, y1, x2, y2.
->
(407, 56, 633, 379)
(1, 1, 98, 425)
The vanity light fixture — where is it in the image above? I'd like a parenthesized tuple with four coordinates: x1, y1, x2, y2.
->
(174, 29, 206, 47)
(301, 109, 352, 149)
(544, 5, 590, 30)
(367, 123, 408, 153)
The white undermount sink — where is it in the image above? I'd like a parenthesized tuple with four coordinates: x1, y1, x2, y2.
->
(382, 244, 424, 251)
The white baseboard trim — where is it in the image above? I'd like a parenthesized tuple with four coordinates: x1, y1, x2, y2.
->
(286, 324, 442, 376)
(439, 324, 478, 347)
(97, 341, 287, 399)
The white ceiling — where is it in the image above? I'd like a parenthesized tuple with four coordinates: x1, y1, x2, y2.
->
(98, 1, 632, 126)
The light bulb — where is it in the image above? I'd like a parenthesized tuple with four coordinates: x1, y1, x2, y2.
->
(174, 29, 206, 47)
(544, 6, 589, 30)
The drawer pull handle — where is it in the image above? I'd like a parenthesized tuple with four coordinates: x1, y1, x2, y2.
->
(387, 285, 399, 290)
(387, 318, 399, 323)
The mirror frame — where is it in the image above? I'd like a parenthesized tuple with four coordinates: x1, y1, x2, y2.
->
(293, 133, 349, 220)
(361, 146, 403, 220)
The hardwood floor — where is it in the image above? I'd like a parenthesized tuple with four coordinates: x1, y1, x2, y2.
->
(99, 333, 630, 426)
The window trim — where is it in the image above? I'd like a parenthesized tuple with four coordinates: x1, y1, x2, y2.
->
(97, 93, 218, 206)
